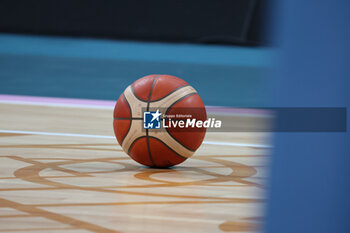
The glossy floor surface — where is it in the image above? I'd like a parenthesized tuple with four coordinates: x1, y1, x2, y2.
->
(0, 100, 269, 233)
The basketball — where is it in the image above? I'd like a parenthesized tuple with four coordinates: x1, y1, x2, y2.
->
(113, 74, 207, 168)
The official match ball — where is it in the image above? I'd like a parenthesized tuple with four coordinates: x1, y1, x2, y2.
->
(113, 74, 207, 168)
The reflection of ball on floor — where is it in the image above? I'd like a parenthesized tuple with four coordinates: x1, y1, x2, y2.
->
(113, 74, 207, 168)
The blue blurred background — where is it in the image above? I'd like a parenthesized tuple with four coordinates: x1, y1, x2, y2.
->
(0, 0, 269, 107)
(0, 34, 270, 107)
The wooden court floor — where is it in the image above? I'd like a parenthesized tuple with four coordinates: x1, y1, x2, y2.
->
(0, 100, 270, 233)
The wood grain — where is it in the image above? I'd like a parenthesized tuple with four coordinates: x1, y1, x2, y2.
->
(0, 103, 269, 233)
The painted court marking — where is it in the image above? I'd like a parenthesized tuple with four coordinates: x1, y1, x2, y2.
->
(0, 129, 271, 148)
(0, 94, 272, 148)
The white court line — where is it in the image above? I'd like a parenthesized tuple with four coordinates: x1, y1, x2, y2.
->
(0, 129, 113, 139)
(202, 140, 271, 148)
(0, 100, 271, 117)
(0, 100, 113, 109)
(0, 129, 271, 148)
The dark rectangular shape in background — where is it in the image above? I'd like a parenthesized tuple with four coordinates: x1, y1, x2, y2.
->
(0, 0, 262, 45)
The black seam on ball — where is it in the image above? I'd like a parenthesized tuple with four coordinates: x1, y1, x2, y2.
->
(148, 84, 189, 102)
(148, 136, 187, 160)
(164, 92, 199, 152)
(119, 92, 133, 146)
(127, 136, 145, 155)
(130, 85, 148, 103)
(145, 75, 160, 167)
(114, 117, 143, 120)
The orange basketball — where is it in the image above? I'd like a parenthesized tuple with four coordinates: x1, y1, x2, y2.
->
(113, 74, 207, 168)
